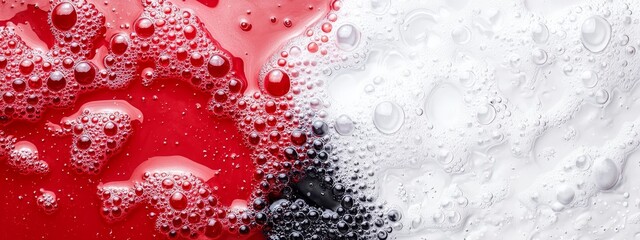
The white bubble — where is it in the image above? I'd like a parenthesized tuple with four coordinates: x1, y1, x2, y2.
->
(373, 101, 405, 134)
(593, 89, 609, 104)
(336, 24, 361, 51)
(532, 22, 549, 44)
(458, 71, 476, 87)
(335, 114, 355, 135)
(531, 48, 548, 65)
(451, 26, 471, 44)
(401, 10, 439, 48)
(581, 16, 612, 53)
(476, 104, 496, 125)
(593, 158, 618, 190)
(437, 149, 453, 164)
(580, 71, 599, 88)
(370, 0, 391, 14)
(556, 185, 575, 205)
(575, 155, 591, 170)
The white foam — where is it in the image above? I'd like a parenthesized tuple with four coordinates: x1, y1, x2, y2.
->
(273, 0, 640, 238)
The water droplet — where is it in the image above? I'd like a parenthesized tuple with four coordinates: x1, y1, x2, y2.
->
(370, 0, 390, 14)
(110, 34, 129, 55)
(401, 10, 438, 48)
(437, 149, 453, 164)
(76, 135, 92, 149)
(240, 20, 252, 31)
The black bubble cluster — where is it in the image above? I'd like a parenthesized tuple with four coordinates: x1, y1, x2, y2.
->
(262, 120, 393, 239)
(264, 195, 391, 240)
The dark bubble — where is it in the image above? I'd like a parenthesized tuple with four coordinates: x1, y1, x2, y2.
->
(74, 61, 97, 85)
(47, 71, 67, 92)
(110, 34, 129, 55)
(207, 54, 231, 78)
(312, 121, 328, 136)
(76, 135, 92, 149)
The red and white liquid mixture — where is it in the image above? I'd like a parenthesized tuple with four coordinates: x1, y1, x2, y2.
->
(3, 0, 640, 239)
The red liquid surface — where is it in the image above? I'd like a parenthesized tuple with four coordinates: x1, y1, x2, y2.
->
(0, 0, 332, 239)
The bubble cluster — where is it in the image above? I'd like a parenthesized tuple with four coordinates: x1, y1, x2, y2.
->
(99, 156, 253, 239)
(47, 100, 143, 174)
(36, 189, 59, 214)
(0, 132, 49, 175)
(0, 0, 106, 124)
(260, 0, 640, 239)
(265, 196, 390, 240)
(2, 0, 395, 238)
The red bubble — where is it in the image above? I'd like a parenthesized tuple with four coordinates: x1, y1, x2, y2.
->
(74, 62, 97, 85)
(110, 34, 129, 55)
(19, 60, 34, 75)
(134, 18, 155, 38)
(183, 25, 197, 39)
(76, 135, 92, 149)
(307, 42, 318, 53)
(169, 192, 188, 210)
(12, 79, 26, 92)
(47, 71, 67, 92)
(290, 130, 307, 146)
(204, 219, 222, 238)
(207, 54, 230, 78)
(51, 2, 77, 31)
(263, 69, 291, 97)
